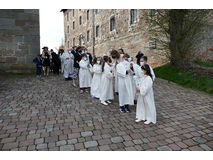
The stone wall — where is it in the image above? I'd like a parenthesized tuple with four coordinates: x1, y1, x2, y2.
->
(0, 9, 40, 74)
(63, 9, 167, 68)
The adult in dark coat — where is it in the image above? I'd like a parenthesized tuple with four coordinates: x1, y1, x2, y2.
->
(51, 49, 60, 75)
(84, 48, 93, 65)
(136, 51, 144, 66)
(72, 46, 82, 79)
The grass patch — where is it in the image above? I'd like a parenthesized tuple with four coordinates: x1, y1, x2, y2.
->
(154, 64, 213, 95)
(194, 60, 213, 68)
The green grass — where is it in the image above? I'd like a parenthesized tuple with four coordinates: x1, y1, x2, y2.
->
(154, 64, 213, 95)
(194, 60, 213, 68)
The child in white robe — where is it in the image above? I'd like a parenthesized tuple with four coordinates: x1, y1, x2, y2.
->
(117, 54, 134, 113)
(128, 57, 145, 103)
(140, 56, 155, 81)
(79, 54, 92, 94)
(90, 57, 102, 98)
(136, 64, 156, 124)
(100, 56, 114, 105)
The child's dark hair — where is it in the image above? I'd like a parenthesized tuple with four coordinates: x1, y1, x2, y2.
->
(141, 64, 153, 81)
(93, 56, 102, 65)
(142, 56, 148, 62)
(81, 53, 87, 59)
(102, 56, 109, 72)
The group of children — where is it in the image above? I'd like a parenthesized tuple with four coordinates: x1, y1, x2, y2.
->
(78, 49, 157, 125)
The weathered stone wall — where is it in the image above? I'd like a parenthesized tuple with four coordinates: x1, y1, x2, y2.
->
(0, 9, 40, 74)
(64, 9, 167, 68)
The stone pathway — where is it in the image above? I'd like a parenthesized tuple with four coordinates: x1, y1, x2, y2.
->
(0, 74, 212, 151)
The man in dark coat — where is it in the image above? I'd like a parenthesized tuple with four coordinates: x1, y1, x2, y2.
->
(51, 49, 60, 75)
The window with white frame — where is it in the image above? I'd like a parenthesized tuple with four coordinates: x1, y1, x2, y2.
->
(110, 17, 115, 31)
(130, 9, 137, 24)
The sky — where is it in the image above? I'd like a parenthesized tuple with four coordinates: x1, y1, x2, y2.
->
(40, 9, 64, 53)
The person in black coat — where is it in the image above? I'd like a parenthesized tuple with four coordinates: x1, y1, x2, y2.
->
(51, 49, 60, 75)
(83, 48, 93, 65)
(136, 51, 144, 66)
(72, 46, 82, 79)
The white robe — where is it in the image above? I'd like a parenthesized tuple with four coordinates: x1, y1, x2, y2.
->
(136, 75, 156, 124)
(60, 54, 64, 73)
(79, 60, 92, 88)
(112, 58, 121, 93)
(130, 62, 144, 100)
(116, 60, 134, 106)
(90, 64, 102, 98)
(62, 52, 74, 78)
(100, 63, 114, 102)
(149, 66, 155, 81)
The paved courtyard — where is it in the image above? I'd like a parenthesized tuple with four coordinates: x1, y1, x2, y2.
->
(0, 74, 213, 151)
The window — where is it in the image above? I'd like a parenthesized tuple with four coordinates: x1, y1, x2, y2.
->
(73, 38, 75, 46)
(79, 35, 82, 46)
(95, 9, 99, 14)
(110, 17, 115, 31)
(73, 9, 75, 17)
(67, 12, 69, 21)
(96, 25, 99, 37)
(87, 10, 89, 20)
(130, 9, 137, 24)
(87, 30, 90, 42)
(73, 21, 75, 30)
(67, 25, 70, 33)
(79, 16, 82, 25)
(68, 40, 70, 48)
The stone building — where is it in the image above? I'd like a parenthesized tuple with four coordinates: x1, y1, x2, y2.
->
(0, 9, 40, 74)
(62, 9, 167, 67)
(62, 9, 213, 67)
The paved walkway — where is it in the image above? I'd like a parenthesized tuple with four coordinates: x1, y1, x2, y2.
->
(0, 74, 212, 151)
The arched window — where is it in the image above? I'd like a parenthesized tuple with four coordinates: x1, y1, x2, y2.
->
(73, 38, 75, 46)
(67, 25, 69, 33)
(110, 17, 115, 31)
(73, 21, 75, 30)
(87, 10, 89, 20)
(79, 16, 82, 25)
(130, 9, 137, 24)
(87, 30, 90, 42)
(96, 25, 100, 37)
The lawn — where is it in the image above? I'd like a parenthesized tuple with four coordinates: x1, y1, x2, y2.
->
(153, 64, 213, 95)
(194, 60, 213, 68)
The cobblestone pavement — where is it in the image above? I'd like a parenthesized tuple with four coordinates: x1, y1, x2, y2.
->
(0, 74, 213, 151)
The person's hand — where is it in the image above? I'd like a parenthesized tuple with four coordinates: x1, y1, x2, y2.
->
(136, 88, 140, 93)
(76, 61, 79, 64)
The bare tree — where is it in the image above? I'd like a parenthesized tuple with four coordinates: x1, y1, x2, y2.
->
(148, 9, 210, 68)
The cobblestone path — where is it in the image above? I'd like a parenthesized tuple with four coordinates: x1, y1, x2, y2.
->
(0, 75, 212, 151)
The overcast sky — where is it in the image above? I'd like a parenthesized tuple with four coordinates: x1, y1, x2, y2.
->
(40, 9, 64, 53)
